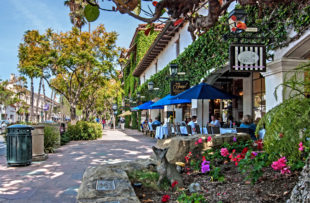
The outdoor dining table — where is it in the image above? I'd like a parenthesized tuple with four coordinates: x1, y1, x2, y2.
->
(155, 125, 175, 139)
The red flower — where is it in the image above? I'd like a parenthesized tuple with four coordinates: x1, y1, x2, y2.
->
(255, 140, 263, 150)
(241, 147, 248, 154)
(171, 180, 178, 188)
(161, 194, 170, 202)
(202, 156, 206, 161)
(230, 15, 237, 21)
(236, 22, 247, 30)
(279, 133, 284, 138)
(152, 1, 158, 6)
(231, 27, 237, 32)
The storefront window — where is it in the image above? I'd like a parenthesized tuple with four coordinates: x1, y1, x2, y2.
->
(253, 72, 266, 122)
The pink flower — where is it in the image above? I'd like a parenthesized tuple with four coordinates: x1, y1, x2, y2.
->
(207, 136, 212, 142)
(220, 148, 229, 157)
(299, 142, 304, 151)
(198, 138, 203, 144)
(271, 157, 290, 174)
(195, 141, 198, 145)
(281, 167, 291, 174)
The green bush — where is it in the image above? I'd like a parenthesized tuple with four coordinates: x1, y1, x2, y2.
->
(131, 111, 138, 129)
(125, 115, 131, 128)
(66, 121, 102, 140)
(257, 98, 310, 166)
(61, 132, 71, 145)
(44, 126, 60, 153)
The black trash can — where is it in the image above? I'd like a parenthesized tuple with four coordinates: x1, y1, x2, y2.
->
(6, 125, 34, 166)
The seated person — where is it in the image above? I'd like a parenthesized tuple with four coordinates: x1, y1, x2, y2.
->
(227, 115, 234, 128)
(209, 115, 221, 127)
(188, 116, 197, 134)
(240, 115, 257, 140)
(148, 119, 153, 130)
(152, 117, 161, 126)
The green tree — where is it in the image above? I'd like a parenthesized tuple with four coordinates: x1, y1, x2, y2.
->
(18, 30, 50, 122)
(45, 25, 119, 121)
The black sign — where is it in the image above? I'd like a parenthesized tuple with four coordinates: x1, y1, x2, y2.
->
(171, 81, 190, 96)
(230, 44, 266, 72)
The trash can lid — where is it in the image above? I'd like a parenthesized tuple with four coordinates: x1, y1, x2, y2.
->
(7, 124, 34, 130)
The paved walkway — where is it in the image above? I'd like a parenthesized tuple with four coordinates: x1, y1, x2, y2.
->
(0, 129, 156, 203)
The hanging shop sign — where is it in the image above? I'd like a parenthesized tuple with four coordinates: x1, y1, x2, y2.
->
(229, 44, 266, 72)
(171, 81, 190, 96)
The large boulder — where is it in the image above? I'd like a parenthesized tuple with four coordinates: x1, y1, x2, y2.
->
(77, 159, 157, 203)
(156, 133, 251, 164)
(287, 156, 310, 203)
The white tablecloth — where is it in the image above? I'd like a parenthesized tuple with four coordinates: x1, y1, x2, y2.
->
(155, 126, 175, 139)
(178, 126, 207, 135)
(220, 128, 237, 134)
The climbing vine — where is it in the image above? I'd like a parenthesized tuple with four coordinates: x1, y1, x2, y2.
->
(134, 3, 310, 100)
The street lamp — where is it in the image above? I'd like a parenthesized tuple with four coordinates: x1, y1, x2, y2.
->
(170, 64, 178, 76)
(228, 9, 247, 33)
(148, 81, 154, 91)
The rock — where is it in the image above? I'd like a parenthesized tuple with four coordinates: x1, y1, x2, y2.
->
(287, 156, 310, 203)
(77, 166, 140, 203)
(189, 182, 201, 193)
(156, 134, 250, 164)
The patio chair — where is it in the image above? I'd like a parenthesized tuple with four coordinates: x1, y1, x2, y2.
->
(195, 124, 201, 134)
(150, 124, 158, 138)
(174, 124, 181, 136)
(142, 123, 149, 136)
(236, 127, 250, 134)
(206, 126, 212, 134)
(167, 123, 175, 138)
(212, 126, 220, 134)
(186, 125, 192, 135)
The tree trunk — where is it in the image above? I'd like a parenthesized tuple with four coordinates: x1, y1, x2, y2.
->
(51, 92, 57, 120)
(30, 77, 34, 122)
(42, 80, 46, 121)
(70, 106, 76, 123)
(49, 90, 54, 120)
(36, 77, 42, 122)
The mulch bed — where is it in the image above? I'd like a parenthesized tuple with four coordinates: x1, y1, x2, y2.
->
(133, 163, 299, 202)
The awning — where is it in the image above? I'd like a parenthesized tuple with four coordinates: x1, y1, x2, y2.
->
(118, 111, 132, 117)
(151, 94, 191, 107)
(132, 101, 164, 110)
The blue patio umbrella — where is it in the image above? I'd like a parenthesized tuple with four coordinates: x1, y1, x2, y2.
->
(171, 83, 235, 100)
(151, 94, 191, 107)
(171, 83, 235, 125)
(132, 101, 164, 110)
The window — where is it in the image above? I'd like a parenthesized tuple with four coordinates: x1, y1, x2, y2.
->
(252, 72, 266, 121)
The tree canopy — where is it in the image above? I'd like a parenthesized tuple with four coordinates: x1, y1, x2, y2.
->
(65, 0, 309, 39)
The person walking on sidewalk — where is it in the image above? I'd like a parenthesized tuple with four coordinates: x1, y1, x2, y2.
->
(102, 118, 106, 129)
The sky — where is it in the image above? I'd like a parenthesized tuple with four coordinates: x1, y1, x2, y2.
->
(0, 0, 144, 97)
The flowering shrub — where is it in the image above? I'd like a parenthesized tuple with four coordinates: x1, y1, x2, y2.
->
(238, 151, 269, 184)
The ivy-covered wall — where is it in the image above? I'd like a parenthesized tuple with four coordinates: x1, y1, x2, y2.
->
(135, 3, 310, 100)
(123, 30, 160, 98)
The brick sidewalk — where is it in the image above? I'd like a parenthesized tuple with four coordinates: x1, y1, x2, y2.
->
(0, 129, 156, 203)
